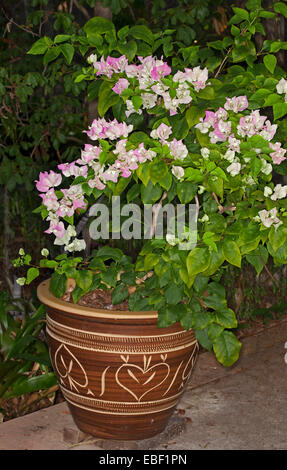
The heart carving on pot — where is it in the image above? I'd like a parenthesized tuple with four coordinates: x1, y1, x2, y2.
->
(54, 343, 94, 395)
(115, 355, 170, 401)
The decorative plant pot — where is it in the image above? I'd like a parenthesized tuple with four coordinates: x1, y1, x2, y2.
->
(37, 279, 199, 440)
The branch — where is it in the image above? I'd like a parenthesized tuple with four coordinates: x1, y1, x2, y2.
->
(1, 7, 40, 37)
(73, 0, 90, 19)
(259, 255, 279, 289)
(149, 191, 167, 238)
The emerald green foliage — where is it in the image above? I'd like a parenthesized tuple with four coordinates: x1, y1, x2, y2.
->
(0, 291, 56, 409)
(4, 0, 287, 370)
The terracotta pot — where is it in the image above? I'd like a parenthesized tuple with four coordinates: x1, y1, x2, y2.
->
(37, 279, 199, 440)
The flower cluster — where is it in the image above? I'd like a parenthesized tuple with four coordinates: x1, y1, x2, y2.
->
(196, 97, 286, 171)
(35, 118, 189, 251)
(35, 54, 287, 254)
(276, 78, 287, 102)
(89, 54, 209, 117)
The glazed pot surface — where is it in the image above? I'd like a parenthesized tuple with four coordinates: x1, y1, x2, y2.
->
(38, 280, 199, 440)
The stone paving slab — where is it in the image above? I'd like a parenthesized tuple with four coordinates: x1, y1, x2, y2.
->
(1, 318, 287, 450)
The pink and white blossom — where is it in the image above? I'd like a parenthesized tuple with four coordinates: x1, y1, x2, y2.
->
(85, 118, 133, 141)
(200, 147, 210, 159)
(40, 188, 59, 211)
(101, 166, 121, 183)
(260, 120, 277, 141)
(162, 92, 179, 115)
(54, 225, 77, 246)
(269, 142, 287, 164)
(276, 78, 287, 101)
(141, 92, 158, 109)
(258, 208, 282, 229)
(150, 123, 172, 142)
(112, 78, 129, 95)
(226, 162, 241, 176)
(65, 238, 86, 252)
(176, 82, 192, 105)
(58, 162, 88, 178)
(45, 220, 66, 239)
(228, 135, 241, 153)
(270, 184, 287, 201)
(171, 166, 184, 180)
(77, 144, 101, 165)
(61, 185, 86, 212)
(224, 95, 248, 113)
(133, 143, 156, 163)
(36, 170, 62, 193)
(174, 66, 209, 92)
(167, 139, 188, 160)
(210, 119, 232, 143)
(125, 99, 143, 118)
(237, 110, 267, 138)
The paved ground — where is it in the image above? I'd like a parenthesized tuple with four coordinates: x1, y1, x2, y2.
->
(1, 318, 287, 451)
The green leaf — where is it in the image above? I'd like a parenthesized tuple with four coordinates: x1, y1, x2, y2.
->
(263, 54, 277, 73)
(112, 285, 129, 305)
(27, 37, 52, 55)
(60, 44, 74, 64)
(223, 239, 241, 268)
(50, 272, 67, 298)
(150, 160, 168, 184)
(202, 244, 225, 277)
(246, 245, 269, 275)
(43, 46, 61, 65)
(213, 331, 242, 367)
(192, 309, 212, 330)
(196, 86, 215, 100)
(264, 93, 281, 107)
(204, 282, 226, 310)
(39, 259, 58, 268)
(232, 7, 249, 20)
(215, 308, 237, 329)
(186, 106, 205, 128)
(194, 328, 213, 351)
(273, 102, 287, 120)
(129, 25, 154, 45)
(144, 253, 160, 270)
(184, 170, 203, 186)
(26, 267, 40, 285)
(5, 373, 57, 399)
(76, 270, 93, 291)
(98, 80, 120, 117)
(176, 181, 197, 203)
(171, 117, 189, 139)
(118, 40, 137, 61)
(159, 171, 172, 191)
(208, 323, 224, 341)
(95, 246, 123, 261)
(54, 34, 71, 43)
(186, 247, 211, 277)
(274, 2, 287, 18)
(268, 225, 287, 252)
(127, 184, 140, 202)
(164, 283, 183, 305)
(141, 180, 162, 204)
(84, 16, 115, 36)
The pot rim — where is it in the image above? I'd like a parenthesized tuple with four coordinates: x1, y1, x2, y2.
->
(37, 279, 158, 319)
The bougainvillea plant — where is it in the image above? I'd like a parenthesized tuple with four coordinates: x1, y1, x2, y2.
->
(14, 53, 287, 367)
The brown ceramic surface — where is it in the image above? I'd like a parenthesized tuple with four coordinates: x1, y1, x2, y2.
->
(38, 279, 199, 440)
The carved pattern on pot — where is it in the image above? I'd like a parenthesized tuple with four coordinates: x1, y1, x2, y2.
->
(54, 343, 95, 396)
(46, 314, 197, 353)
(115, 354, 171, 402)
